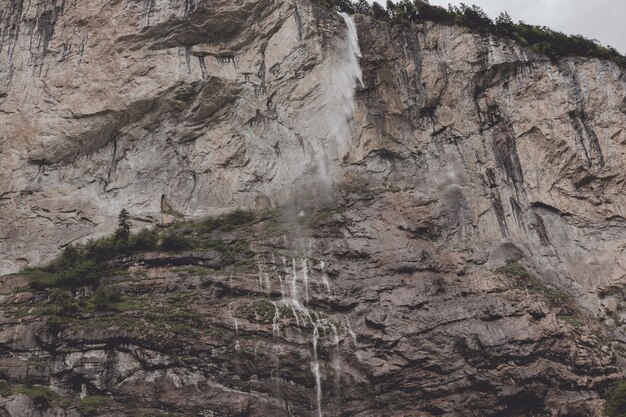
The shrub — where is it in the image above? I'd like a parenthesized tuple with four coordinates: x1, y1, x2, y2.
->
(11, 385, 58, 409)
(197, 209, 256, 233)
(254, 299, 277, 322)
(128, 228, 159, 252)
(161, 233, 192, 252)
(0, 381, 11, 397)
(93, 284, 122, 311)
(21, 208, 257, 289)
(220, 209, 256, 230)
(46, 316, 67, 333)
(329, 0, 626, 68)
(606, 380, 626, 417)
(49, 290, 81, 316)
(496, 260, 568, 303)
(495, 260, 529, 278)
(79, 395, 110, 416)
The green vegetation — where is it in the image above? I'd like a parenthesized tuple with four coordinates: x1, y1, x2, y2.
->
(78, 395, 111, 415)
(496, 260, 569, 304)
(324, 0, 626, 68)
(558, 314, 583, 327)
(495, 260, 528, 278)
(369, 185, 403, 194)
(0, 382, 58, 409)
(198, 209, 256, 233)
(21, 208, 258, 291)
(92, 284, 122, 310)
(40, 285, 129, 321)
(115, 209, 131, 241)
(605, 380, 626, 417)
(253, 299, 277, 322)
(40, 284, 227, 341)
(22, 209, 154, 290)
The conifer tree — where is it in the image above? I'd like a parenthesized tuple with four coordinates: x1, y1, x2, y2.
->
(115, 209, 131, 241)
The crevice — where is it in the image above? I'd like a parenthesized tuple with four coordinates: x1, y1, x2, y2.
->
(492, 124, 524, 185)
(293, 5, 304, 42)
(568, 110, 605, 171)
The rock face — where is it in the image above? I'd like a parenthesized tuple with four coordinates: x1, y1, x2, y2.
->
(1, 0, 626, 416)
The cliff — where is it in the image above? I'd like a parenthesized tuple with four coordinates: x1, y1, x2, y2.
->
(1, 0, 626, 416)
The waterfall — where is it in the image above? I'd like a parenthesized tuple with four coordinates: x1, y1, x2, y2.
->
(311, 324, 323, 417)
(338, 12, 364, 89)
(320, 261, 331, 294)
(302, 258, 310, 304)
(308, 11, 363, 185)
(327, 12, 363, 160)
(251, 253, 362, 417)
(291, 258, 299, 301)
(271, 301, 281, 336)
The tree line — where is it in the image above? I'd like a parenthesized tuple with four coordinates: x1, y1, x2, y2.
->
(320, 0, 626, 68)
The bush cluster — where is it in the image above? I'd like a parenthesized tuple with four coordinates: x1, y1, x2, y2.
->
(324, 0, 626, 68)
(0, 382, 58, 409)
(22, 209, 258, 290)
(24, 228, 160, 291)
(606, 380, 626, 417)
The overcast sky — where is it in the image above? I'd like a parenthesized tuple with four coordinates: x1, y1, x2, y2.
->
(376, 0, 626, 54)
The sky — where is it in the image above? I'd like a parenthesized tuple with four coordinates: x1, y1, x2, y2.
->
(375, 0, 626, 54)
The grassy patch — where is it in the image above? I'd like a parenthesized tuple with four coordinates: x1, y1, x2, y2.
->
(10, 385, 58, 409)
(186, 209, 256, 234)
(254, 299, 277, 322)
(57, 291, 209, 339)
(236, 298, 278, 322)
(495, 260, 529, 278)
(558, 315, 583, 327)
(369, 185, 403, 194)
(78, 395, 110, 416)
(496, 260, 569, 304)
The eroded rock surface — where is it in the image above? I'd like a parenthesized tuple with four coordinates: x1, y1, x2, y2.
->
(1, 0, 626, 415)
(0, 195, 622, 416)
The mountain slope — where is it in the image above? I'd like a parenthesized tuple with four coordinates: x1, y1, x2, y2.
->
(1, 0, 625, 415)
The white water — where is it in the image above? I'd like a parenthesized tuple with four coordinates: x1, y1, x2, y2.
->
(230, 16, 364, 415)
(303, 11, 363, 185)
(241, 253, 364, 417)
(345, 318, 358, 350)
(311, 324, 323, 417)
(302, 258, 310, 304)
(320, 261, 331, 294)
(339, 12, 364, 88)
(327, 12, 363, 160)
(291, 258, 299, 301)
(271, 301, 281, 336)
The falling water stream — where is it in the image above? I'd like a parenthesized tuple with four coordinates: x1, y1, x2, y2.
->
(239, 11, 363, 417)
(305, 12, 363, 417)
(312, 11, 364, 184)
(255, 256, 359, 417)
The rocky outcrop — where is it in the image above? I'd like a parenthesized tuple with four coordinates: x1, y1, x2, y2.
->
(0, 195, 622, 416)
(1, 0, 626, 415)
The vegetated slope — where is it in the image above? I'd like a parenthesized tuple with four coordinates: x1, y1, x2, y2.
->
(1, 189, 621, 416)
(329, 0, 626, 67)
